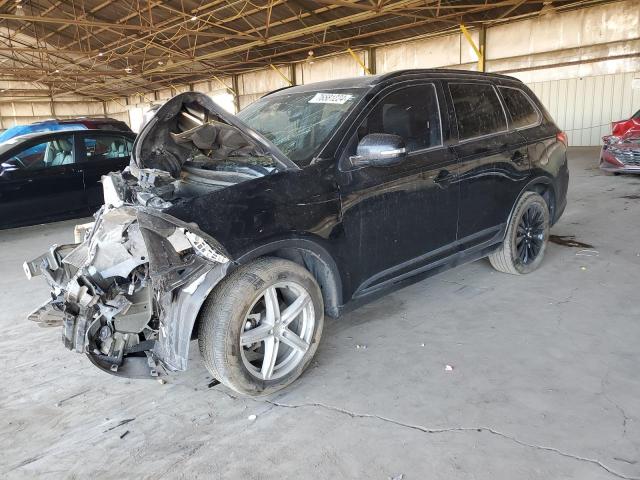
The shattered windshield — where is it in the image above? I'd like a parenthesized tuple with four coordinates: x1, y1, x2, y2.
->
(237, 88, 365, 166)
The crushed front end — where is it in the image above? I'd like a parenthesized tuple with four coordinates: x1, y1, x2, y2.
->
(600, 132, 640, 174)
(24, 91, 293, 378)
(25, 173, 231, 378)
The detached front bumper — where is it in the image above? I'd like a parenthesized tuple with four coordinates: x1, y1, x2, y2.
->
(25, 206, 232, 378)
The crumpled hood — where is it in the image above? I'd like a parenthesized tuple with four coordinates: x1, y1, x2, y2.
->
(132, 92, 296, 177)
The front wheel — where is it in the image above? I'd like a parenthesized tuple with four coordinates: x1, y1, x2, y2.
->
(198, 257, 324, 396)
(489, 191, 550, 275)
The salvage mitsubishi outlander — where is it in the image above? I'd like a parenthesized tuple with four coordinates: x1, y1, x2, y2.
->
(25, 70, 569, 395)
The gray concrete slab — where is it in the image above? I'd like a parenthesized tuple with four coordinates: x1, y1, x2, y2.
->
(1, 147, 639, 480)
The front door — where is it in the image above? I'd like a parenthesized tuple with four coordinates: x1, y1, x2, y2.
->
(0, 134, 86, 228)
(337, 82, 459, 297)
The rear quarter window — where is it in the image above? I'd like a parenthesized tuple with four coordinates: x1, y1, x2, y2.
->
(499, 86, 540, 129)
(449, 83, 507, 140)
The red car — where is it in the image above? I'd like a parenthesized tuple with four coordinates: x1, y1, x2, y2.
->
(599, 109, 640, 174)
(600, 131, 640, 174)
(611, 109, 640, 136)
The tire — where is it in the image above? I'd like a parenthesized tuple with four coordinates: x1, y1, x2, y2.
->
(198, 257, 324, 396)
(489, 191, 550, 275)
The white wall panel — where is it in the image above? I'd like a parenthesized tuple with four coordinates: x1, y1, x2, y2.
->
(376, 31, 478, 72)
(527, 71, 640, 146)
(296, 53, 365, 84)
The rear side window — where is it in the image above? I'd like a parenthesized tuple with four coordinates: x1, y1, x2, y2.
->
(499, 86, 540, 129)
(449, 83, 507, 140)
(84, 135, 132, 161)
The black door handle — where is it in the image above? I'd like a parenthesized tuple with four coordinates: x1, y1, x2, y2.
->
(433, 169, 454, 184)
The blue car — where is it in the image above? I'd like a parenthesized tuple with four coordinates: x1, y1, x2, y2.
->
(0, 117, 132, 144)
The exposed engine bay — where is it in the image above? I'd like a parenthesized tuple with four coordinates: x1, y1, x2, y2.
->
(24, 92, 292, 377)
(127, 91, 288, 208)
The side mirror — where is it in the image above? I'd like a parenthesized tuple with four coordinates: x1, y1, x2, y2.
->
(349, 133, 407, 168)
(602, 135, 619, 145)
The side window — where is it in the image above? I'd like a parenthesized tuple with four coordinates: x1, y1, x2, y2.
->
(84, 135, 132, 161)
(354, 84, 442, 153)
(10, 136, 74, 170)
(449, 83, 507, 140)
(499, 86, 540, 129)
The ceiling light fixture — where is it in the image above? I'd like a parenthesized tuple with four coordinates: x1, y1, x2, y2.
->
(15, 0, 25, 17)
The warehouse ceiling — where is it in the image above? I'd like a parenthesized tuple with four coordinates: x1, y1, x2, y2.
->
(0, 0, 618, 100)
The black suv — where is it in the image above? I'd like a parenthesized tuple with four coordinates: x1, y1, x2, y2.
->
(26, 70, 568, 395)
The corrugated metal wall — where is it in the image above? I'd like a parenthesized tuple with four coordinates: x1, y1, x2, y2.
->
(527, 72, 640, 146)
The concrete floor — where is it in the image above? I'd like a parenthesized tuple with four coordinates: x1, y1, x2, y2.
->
(1, 147, 639, 480)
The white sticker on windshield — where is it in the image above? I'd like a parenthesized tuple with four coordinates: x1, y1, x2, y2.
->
(308, 93, 353, 104)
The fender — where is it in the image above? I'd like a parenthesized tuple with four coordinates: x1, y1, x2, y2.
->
(151, 263, 230, 371)
(502, 174, 556, 241)
(236, 236, 344, 318)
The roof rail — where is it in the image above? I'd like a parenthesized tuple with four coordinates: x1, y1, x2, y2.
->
(375, 68, 520, 83)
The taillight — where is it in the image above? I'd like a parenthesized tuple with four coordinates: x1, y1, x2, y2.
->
(556, 131, 568, 146)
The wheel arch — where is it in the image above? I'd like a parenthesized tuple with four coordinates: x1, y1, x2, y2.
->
(525, 177, 557, 224)
(507, 176, 557, 228)
(233, 238, 344, 319)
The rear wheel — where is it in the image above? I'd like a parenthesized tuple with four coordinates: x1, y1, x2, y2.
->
(198, 257, 324, 396)
(489, 191, 549, 275)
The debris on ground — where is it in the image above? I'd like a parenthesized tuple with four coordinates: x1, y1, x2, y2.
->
(389, 474, 404, 480)
(157, 378, 166, 385)
(248, 414, 257, 421)
(576, 249, 599, 256)
(119, 430, 130, 439)
(102, 418, 135, 433)
(356, 344, 367, 350)
(580, 266, 587, 271)
(444, 365, 454, 372)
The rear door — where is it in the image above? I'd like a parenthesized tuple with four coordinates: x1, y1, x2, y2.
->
(446, 81, 525, 247)
(0, 134, 86, 228)
(78, 132, 133, 211)
(495, 85, 546, 210)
